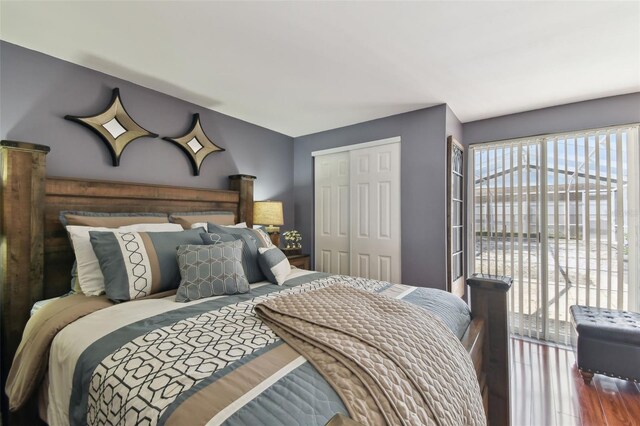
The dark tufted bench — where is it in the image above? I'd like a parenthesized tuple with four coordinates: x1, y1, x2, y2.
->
(570, 305, 640, 384)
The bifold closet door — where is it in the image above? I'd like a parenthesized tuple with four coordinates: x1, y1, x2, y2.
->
(314, 152, 350, 274)
(350, 143, 401, 282)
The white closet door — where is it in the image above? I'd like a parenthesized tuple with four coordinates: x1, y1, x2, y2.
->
(350, 143, 401, 282)
(314, 152, 350, 274)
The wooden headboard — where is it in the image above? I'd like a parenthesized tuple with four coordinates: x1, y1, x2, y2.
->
(0, 140, 255, 423)
(43, 176, 254, 299)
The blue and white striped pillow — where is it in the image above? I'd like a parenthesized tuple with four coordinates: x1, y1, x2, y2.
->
(257, 246, 291, 285)
(90, 228, 205, 302)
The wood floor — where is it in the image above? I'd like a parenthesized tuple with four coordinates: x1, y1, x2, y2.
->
(510, 337, 640, 426)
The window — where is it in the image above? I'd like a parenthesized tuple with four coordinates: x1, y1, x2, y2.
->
(447, 136, 465, 297)
(470, 125, 640, 343)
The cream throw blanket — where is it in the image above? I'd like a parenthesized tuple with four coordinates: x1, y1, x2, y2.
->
(255, 284, 486, 426)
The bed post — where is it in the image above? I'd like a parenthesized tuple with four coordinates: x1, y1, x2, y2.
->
(228, 174, 256, 227)
(0, 140, 50, 425)
(467, 274, 512, 426)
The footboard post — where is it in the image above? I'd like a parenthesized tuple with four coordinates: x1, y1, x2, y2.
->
(467, 274, 512, 426)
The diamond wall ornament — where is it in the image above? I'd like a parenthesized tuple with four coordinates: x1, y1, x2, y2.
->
(162, 113, 225, 176)
(65, 88, 158, 166)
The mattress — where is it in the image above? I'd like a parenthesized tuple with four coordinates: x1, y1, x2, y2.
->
(19, 270, 472, 425)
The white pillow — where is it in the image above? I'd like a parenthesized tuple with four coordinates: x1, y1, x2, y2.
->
(226, 222, 248, 228)
(67, 223, 183, 296)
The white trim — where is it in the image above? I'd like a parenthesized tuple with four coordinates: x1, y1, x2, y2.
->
(394, 286, 417, 300)
(628, 126, 640, 311)
(311, 136, 401, 157)
(466, 147, 475, 279)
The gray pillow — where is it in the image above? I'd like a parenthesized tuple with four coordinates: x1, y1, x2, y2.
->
(90, 228, 205, 302)
(207, 224, 268, 283)
(176, 240, 250, 302)
(200, 232, 238, 245)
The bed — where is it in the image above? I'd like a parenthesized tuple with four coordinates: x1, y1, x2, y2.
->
(0, 141, 511, 426)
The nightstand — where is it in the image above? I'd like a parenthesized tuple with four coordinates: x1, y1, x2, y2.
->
(286, 254, 310, 270)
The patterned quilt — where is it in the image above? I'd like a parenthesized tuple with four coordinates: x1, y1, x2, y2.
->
(9, 270, 474, 426)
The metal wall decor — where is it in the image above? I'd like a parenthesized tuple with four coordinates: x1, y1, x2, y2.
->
(162, 113, 225, 176)
(65, 88, 158, 166)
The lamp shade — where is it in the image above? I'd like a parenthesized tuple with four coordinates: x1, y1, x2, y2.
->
(253, 201, 284, 226)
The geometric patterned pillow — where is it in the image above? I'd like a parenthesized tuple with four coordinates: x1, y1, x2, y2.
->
(89, 228, 205, 302)
(175, 240, 250, 302)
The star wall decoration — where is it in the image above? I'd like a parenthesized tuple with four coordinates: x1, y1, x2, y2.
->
(162, 113, 225, 176)
(65, 88, 158, 166)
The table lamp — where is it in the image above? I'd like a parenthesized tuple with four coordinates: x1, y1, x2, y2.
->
(253, 200, 284, 246)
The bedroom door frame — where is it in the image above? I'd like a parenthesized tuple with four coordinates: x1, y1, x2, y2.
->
(312, 136, 402, 282)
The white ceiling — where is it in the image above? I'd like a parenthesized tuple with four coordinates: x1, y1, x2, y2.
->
(1, 1, 639, 137)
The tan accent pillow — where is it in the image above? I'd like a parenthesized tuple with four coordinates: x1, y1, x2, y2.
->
(62, 213, 169, 227)
(169, 211, 235, 229)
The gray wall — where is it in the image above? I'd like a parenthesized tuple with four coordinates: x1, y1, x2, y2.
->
(5, 41, 635, 290)
(0, 41, 295, 226)
(294, 105, 449, 289)
(445, 105, 463, 143)
(463, 92, 640, 145)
